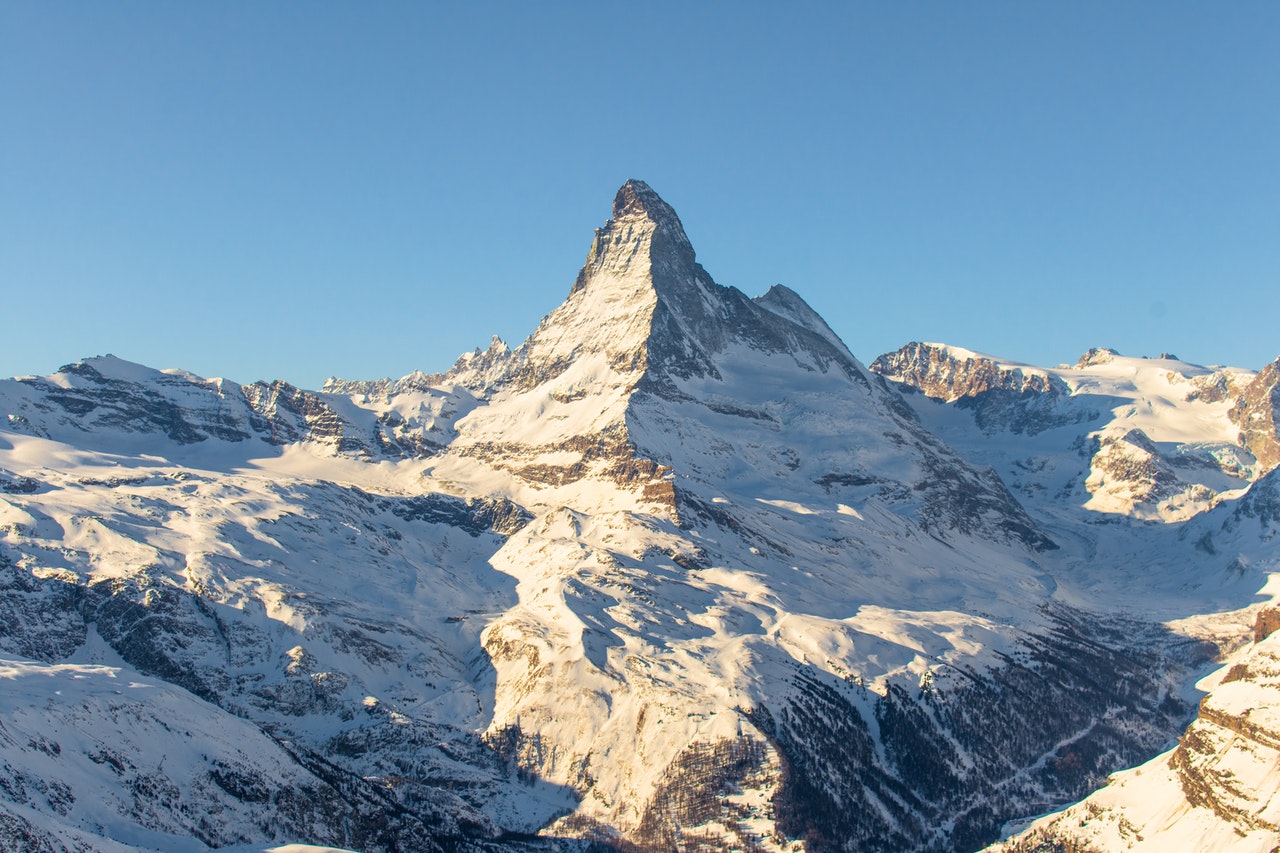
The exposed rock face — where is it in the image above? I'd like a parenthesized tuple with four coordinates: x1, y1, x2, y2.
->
(872, 342, 1080, 436)
(444, 336, 515, 391)
(1255, 607, 1280, 643)
(1172, 661, 1280, 835)
(322, 368, 440, 397)
(872, 342, 1068, 404)
(1, 354, 486, 469)
(241, 378, 369, 453)
(1083, 428, 1221, 520)
(1231, 357, 1280, 474)
(1185, 367, 1253, 405)
(1076, 347, 1121, 368)
(1168, 607, 1280, 839)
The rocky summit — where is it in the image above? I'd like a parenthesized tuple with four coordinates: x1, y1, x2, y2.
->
(1, 182, 1279, 852)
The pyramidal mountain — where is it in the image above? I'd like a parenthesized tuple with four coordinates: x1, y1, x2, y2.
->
(1, 181, 1278, 852)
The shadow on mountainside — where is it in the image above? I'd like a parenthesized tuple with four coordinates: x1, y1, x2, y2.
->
(0, 479, 586, 851)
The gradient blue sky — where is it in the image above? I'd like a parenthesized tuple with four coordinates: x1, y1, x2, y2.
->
(4, 2, 1278, 388)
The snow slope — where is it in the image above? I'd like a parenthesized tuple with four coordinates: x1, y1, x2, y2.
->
(0, 657, 379, 853)
(873, 342, 1258, 522)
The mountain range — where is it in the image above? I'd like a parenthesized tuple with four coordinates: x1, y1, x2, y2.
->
(2, 181, 1278, 852)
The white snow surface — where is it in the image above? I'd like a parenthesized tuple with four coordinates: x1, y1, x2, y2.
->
(0, 658, 370, 852)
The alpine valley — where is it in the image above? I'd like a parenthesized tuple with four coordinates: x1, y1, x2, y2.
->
(2, 181, 1278, 853)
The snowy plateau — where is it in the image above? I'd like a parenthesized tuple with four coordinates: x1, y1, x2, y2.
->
(2, 181, 1279, 853)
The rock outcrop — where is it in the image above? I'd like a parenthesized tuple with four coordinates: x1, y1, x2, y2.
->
(1232, 357, 1280, 474)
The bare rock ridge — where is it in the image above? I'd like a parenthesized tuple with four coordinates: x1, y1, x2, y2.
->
(869, 342, 1075, 436)
(1077, 346, 1120, 368)
(870, 342, 1066, 404)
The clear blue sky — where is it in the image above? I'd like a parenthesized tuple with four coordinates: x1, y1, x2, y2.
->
(4, 2, 1278, 388)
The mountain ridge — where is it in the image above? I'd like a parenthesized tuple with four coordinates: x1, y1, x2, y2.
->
(1, 182, 1278, 852)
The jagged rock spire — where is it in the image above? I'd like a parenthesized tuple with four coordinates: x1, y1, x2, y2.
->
(611, 179, 682, 223)
(571, 180, 697, 296)
(486, 179, 861, 395)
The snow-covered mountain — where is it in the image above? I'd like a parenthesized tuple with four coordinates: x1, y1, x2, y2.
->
(2, 182, 1278, 852)
(871, 342, 1261, 523)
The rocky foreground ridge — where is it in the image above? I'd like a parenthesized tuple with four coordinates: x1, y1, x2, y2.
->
(1, 182, 1278, 852)
(993, 597, 1280, 853)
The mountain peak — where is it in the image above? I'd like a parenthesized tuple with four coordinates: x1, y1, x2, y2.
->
(514, 181, 868, 396)
(571, 181, 695, 297)
(1076, 346, 1120, 368)
(612, 179, 680, 224)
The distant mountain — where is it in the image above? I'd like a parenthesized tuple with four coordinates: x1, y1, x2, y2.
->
(872, 341, 1258, 522)
(1, 182, 1278, 852)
